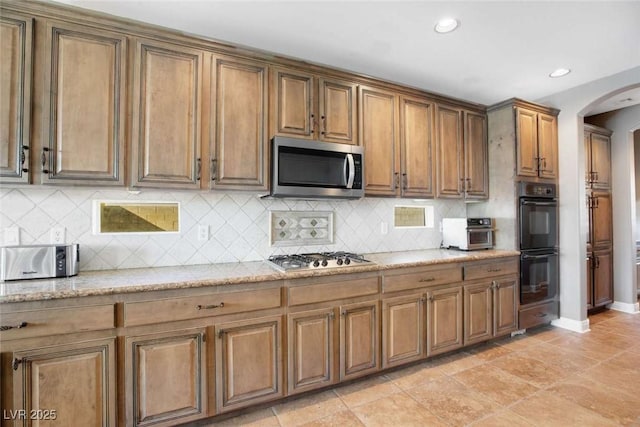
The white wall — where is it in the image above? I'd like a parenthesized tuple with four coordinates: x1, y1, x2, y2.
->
(0, 187, 464, 271)
(537, 66, 640, 327)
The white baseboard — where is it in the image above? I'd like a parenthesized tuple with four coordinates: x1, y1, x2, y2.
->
(607, 301, 640, 314)
(551, 317, 590, 333)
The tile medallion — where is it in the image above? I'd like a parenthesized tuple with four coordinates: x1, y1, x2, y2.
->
(270, 210, 334, 247)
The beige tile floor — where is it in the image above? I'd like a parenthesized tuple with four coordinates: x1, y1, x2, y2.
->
(201, 309, 640, 427)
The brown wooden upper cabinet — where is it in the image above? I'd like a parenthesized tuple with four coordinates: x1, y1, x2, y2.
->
(515, 106, 558, 179)
(436, 105, 488, 199)
(130, 39, 204, 189)
(211, 55, 269, 191)
(400, 96, 436, 198)
(584, 124, 612, 190)
(39, 21, 127, 186)
(271, 67, 358, 145)
(0, 12, 32, 184)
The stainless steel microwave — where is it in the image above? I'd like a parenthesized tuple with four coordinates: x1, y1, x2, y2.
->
(270, 137, 364, 199)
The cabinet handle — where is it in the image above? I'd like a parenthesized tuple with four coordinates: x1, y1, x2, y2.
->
(12, 358, 23, 371)
(535, 312, 548, 318)
(328, 311, 335, 320)
(196, 302, 224, 310)
(594, 171, 599, 183)
(491, 280, 496, 289)
(21, 145, 28, 172)
(196, 158, 201, 181)
(420, 295, 427, 302)
(539, 157, 547, 171)
(341, 309, 347, 316)
(495, 282, 501, 289)
(459, 177, 464, 193)
(0, 321, 28, 331)
(402, 173, 407, 190)
(465, 178, 471, 191)
(487, 267, 502, 272)
(310, 113, 316, 133)
(595, 197, 599, 208)
(217, 329, 226, 339)
(419, 277, 435, 283)
(41, 147, 50, 174)
(394, 172, 399, 190)
(211, 159, 218, 182)
(320, 115, 326, 135)
(428, 295, 434, 302)
(594, 256, 600, 269)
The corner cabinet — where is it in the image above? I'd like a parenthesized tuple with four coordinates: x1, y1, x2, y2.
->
(210, 55, 269, 191)
(38, 20, 127, 186)
(0, 12, 33, 184)
(271, 67, 358, 145)
(436, 105, 488, 199)
(130, 39, 204, 189)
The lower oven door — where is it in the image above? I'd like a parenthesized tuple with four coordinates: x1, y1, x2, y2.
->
(520, 250, 558, 305)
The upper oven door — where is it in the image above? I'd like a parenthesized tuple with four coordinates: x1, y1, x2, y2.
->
(271, 137, 363, 198)
(519, 198, 558, 250)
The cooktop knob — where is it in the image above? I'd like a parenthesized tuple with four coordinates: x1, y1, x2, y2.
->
(337, 258, 343, 266)
(344, 258, 351, 265)
(321, 260, 328, 267)
(313, 260, 320, 267)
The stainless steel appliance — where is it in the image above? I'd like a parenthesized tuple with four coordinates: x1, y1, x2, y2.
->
(266, 252, 372, 272)
(518, 182, 558, 306)
(270, 136, 364, 199)
(1, 244, 79, 281)
(442, 218, 494, 250)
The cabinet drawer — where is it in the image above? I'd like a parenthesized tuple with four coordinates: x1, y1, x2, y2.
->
(464, 258, 518, 281)
(518, 300, 558, 330)
(288, 277, 378, 307)
(0, 304, 115, 340)
(123, 287, 281, 326)
(383, 265, 462, 293)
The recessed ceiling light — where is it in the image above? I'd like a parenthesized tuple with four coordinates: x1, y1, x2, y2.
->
(549, 68, 571, 78)
(434, 18, 459, 34)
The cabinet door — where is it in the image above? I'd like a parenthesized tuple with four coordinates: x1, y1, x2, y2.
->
(537, 113, 558, 179)
(318, 77, 357, 144)
(215, 316, 282, 412)
(126, 329, 207, 427)
(493, 277, 518, 337)
(436, 105, 464, 198)
(586, 254, 594, 309)
(212, 56, 269, 190)
(11, 338, 116, 426)
(591, 191, 613, 248)
(359, 86, 399, 196)
(427, 286, 463, 356)
(464, 111, 489, 199)
(271, 68, 314, 138)
(131, 39, 203, 189)
(382, 294, 425, 368)
(339, 300, 379, 381)
(0, 13, 32, 183)
(400, 96, 435, 198)
(593, 248, 613, 308)
(515, 107, 538, 178)
(463, 282, 492, 346)
(590, 132, 611, 190)
(287, 308, 335, 395)
(41, 21, 126, 185)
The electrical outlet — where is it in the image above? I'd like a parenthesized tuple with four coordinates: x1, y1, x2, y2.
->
(380, 222, 388, 235)
(197, 225, 209, 241)
(50, 227, 65, 244)
(4, 227, 20, 246)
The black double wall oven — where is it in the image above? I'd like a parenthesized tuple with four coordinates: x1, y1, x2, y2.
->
(518, 182, 559, 306)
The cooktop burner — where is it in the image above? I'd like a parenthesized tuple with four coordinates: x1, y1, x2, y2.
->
(266, 252, 373, 272)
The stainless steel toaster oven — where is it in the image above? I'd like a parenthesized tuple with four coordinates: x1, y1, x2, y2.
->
(1, 244, 79, 281)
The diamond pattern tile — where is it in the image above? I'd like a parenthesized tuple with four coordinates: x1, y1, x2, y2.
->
(3, 188, 465, 270)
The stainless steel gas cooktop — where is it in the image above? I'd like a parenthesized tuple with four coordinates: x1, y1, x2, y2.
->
(266, 252, 373, 272)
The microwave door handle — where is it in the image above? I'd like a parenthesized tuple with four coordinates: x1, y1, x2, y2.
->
(346, 154, 355, 189)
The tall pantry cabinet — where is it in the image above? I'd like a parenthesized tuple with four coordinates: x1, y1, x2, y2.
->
(584, 124, 614, 309)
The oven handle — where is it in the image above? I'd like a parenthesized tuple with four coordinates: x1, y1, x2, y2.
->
(345, 154, 355, 189)
(521, 200, 557, 207)
(522, 252, 558, 260)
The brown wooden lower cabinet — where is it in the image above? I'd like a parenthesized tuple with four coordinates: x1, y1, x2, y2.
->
(8, 338, 116, 427)
(125, 328, 207, 427)
(382, 293, 426, 367)
(339, 300, 380, 381)
(427, 286, 463, 356)
(215, 316, 283, 413)
(592, 248, 614, 308)
(287, 308, 335, 395)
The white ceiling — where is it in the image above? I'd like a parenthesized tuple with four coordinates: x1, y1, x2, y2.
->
(52, 0, 640, 109)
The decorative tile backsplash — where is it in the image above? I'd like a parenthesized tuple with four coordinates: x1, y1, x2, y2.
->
(270, 211, 334, 247)
(0, 187, 466, 271)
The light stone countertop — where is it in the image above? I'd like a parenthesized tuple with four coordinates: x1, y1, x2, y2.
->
(0, 249, 519, 303)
